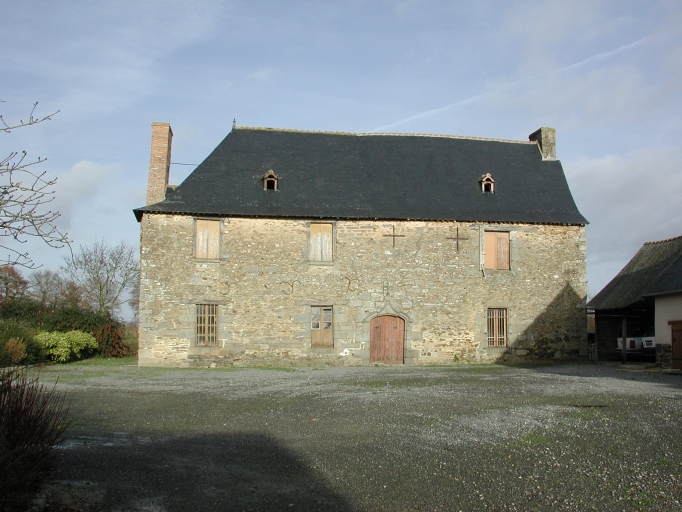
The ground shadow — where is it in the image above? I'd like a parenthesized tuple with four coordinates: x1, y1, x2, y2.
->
(487, 282, 586, 362)
(514, 361, 682, 390)
(51, 432, 358, 512)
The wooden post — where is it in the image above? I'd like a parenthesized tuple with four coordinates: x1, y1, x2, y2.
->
(593, 312, 599, 362)
(621, 314, 628, 363)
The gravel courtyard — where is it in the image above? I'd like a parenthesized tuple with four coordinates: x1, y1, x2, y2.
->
(37, 362, 682, 512)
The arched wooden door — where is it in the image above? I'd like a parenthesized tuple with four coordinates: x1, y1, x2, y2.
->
(370, 315, 405, 364)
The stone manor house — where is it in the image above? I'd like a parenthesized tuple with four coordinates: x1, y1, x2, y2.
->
(134, 122, 588, 367)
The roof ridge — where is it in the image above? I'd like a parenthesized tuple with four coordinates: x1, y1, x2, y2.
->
(233, 125, 536, 145)
(644, 234, 682, 246)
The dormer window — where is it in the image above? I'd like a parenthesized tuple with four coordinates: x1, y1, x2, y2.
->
(480, 173, 495, 194)
(263, 170, 279, 191)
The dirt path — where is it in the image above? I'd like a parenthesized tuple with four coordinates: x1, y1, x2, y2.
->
(36, 363, 682, 511)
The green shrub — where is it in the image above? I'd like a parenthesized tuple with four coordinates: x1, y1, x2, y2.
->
(0, 368, 68, 511)
(42, 307, 128, 358)
(0, 299, 129, 359)
(35, 330, 98, 363)
(0, 321, 43, 367)
(3, 339, 26, 365)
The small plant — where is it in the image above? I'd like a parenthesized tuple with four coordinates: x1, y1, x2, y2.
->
(0, 320, 42, 367)
(36, 330, 98, 363)
(3, 338, 26, 365)
(0, 368, 69, 511)
(452, 354, 460, 363)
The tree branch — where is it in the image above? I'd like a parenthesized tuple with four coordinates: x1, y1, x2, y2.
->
(1, 102, 68, 268)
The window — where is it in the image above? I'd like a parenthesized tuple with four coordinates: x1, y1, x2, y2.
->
(196, 304, 217, 346)
(311, 306, 333, 347)
(480, 173, 495, 193)
(309, 223, 333, 262)
(487, 308, 507, 347)
(484, 231, 510, 270)
(263, 170, 278, 191)
(195, 219, 220, 259)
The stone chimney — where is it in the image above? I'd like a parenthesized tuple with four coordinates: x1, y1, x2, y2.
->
(146, 122, 173, 205)
(528, 127, 556, 161)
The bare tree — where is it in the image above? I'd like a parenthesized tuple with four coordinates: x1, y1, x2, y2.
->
(128, 274, 140, 320)
(61, 240, 139, 315)
(58, 280, 89, 310)
(1, 102, 68, 268)
(28, 269, 64, 306)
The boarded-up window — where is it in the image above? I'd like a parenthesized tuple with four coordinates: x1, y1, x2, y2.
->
(196, 304, 217, 346)
(487, 308, 507, 347)
(195, 219, 220, 259)
(309, 223, 333, 262)
(311, 306, 333, 347)
(484, 231, 510, 270)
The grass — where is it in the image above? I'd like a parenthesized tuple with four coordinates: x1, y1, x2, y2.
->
(65, 355, 138, 367)
(344, 377, 446, 388)
(450, 364, 508, 373)
(521, 433, 549, 446)
(566, 411, 594, 420)
(123, 333, 138, 353)
(252, 366, 298, 372)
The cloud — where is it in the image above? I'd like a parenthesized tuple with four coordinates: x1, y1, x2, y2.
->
(371, 35, 660, 132)
(247, 67, 277, 83)
(565, 146, 682, 293)
(0, 1, 227, 117)
(51, 160, 115, 230)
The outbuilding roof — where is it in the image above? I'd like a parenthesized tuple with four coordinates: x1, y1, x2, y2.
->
(588, 235, 682, 310)
(134, 126, 587, 225)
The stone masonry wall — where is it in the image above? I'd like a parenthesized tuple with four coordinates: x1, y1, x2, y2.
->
(138, 215, 587, 367)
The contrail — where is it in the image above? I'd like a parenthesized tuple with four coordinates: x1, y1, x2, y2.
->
(371, 36, 651, 132)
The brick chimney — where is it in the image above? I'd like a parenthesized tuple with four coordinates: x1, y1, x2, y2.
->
(528, 127, 556, 161)
(146, 122, 173, 205)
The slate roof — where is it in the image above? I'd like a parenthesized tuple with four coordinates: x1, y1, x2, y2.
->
(134, 126, 587, 225)
(588, 235, 682, 310)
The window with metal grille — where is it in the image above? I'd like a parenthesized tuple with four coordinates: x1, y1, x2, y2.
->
(196, 304, 217, 346)
(487, 308, 507, 347)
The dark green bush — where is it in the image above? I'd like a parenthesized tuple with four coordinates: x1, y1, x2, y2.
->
(0, 299, 45, 326)
(0, 368, 68, 511)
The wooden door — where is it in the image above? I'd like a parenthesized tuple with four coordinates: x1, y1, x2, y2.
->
(311, 306, 333, 347)
(370, 315, 404, 364)
(671, 321, 682, 370)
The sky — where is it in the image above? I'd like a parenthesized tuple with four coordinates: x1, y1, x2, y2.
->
(2, 0, 682, 318)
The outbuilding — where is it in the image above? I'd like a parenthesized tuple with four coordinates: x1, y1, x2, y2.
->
(588, 235, 682, 368)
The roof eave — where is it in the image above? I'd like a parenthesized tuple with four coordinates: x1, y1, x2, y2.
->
(642, 289, 682, 298)
(132, 207, 587, 226)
